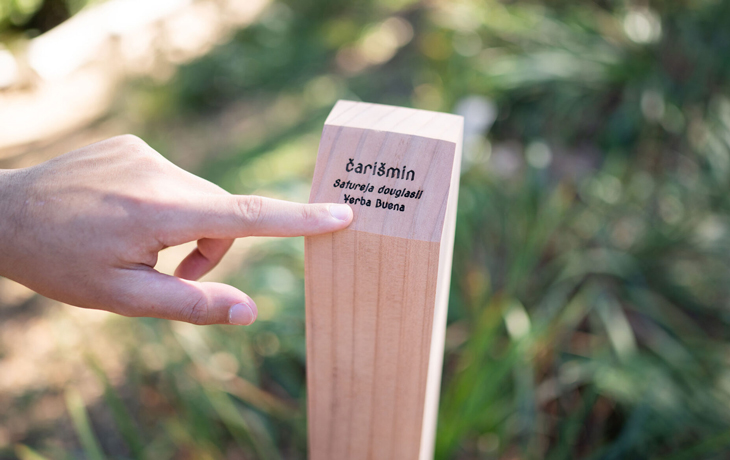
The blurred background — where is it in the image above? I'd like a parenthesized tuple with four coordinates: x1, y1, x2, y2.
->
(1, 0, 730, 458)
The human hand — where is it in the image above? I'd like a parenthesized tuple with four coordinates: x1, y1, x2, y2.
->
(0, 135, 352, 325)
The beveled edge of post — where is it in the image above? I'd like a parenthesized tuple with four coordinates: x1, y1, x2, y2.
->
(325, 100, 464, 146)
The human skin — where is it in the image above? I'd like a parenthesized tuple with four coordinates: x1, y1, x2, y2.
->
(0, 135, 352, 325)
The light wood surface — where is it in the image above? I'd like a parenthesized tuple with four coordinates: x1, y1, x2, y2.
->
(305, 101, 463, 460)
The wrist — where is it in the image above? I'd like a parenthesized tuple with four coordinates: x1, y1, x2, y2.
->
(0, 168, 25, 277)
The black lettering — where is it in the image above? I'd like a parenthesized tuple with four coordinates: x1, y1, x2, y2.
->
(386, 167, 400, 179)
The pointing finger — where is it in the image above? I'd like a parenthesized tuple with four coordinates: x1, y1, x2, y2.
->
(180, 195, 353, 241)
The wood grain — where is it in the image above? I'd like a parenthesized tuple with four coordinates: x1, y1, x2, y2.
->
(305, 100, 463, 460)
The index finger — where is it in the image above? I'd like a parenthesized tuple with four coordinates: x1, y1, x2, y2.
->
(174, 195, 353, 241)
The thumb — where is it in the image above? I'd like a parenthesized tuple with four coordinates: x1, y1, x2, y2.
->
(117, 268, 257, 325)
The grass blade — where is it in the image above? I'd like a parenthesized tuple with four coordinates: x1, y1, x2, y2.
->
(65, 387, 107, 460)
(86, 355, 146, 460)
(14, 444, 51, 460)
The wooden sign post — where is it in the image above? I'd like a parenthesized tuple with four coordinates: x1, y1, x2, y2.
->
(305, 100, 463, 460)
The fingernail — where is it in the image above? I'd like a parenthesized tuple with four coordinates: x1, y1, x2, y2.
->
(329, 204, 353, 222)
(228, 302, 256, 325)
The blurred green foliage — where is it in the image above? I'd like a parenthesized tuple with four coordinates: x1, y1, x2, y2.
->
(0, 0, 93, 36)
(6, 0, 730, 458)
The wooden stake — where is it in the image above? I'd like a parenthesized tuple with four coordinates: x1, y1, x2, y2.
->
(305, 100, 463, 460)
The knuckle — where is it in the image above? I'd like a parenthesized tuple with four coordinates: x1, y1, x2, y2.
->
(237, 196, 264, 227)
(112, 134, 164, 163)
(127, 144, 152, 161)
(138, 152, 164, 171)
(300, 204, 319, 223)
(185, 293, 210, 325)
(113, 134, 146, 147)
